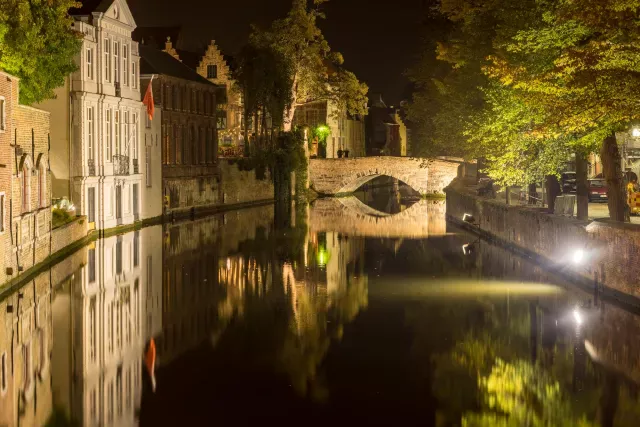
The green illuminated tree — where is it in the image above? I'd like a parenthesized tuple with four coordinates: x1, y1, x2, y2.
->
(253, 0, 368, 131)
(0, 0, 81, 104)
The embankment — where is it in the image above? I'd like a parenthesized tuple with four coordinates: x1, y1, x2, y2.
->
(445, 180, 640, 307)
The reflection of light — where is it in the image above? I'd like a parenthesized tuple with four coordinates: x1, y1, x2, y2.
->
(573, 308, 583, 325)
(226, 258, 231, 270)
(633, 128, 640, 137)
(573, 249, 584, 264)
(462, 213, 475, 224)
(462, 243, 474, 256)
(317, 249, 327, 267)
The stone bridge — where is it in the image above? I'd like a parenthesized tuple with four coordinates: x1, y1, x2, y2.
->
(309, 197, 447, 238)
(308, 157, 461, 196)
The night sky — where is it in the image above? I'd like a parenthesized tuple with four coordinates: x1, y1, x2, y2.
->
(128, 0, 430, 105)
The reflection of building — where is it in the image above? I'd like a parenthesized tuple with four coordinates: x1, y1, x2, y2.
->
(366, 94, 408, 156)
(0, 71, 52, 285)
(51, 230, 148, 426)
(37, 0, 144, 230)
(0, 272, 53, 426)
(139, 44, 220, 215)
(293, 100, 365, 159)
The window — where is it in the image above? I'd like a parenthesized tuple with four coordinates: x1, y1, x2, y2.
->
(123, 44, 129, 86)
(172, 86, 178, 110)
(132, 61, 137, 89)
(87, 107, 94, 160)
(86, 48, 93, 79)
(124, 111, 130, 155)
(0, 193, 4, 233)
(88, 247, 96, 283)
(132, 113, 138, 160)
(114, 41, 119, 83)
(145, 110, 151, 128)
(115, 110, 120, 155)
(145, 145, 151, 187)
(207, 64, 217, 79)
(104, 39, 111, 82)
(0, 97, 6, 131)
(22, 164, 30, 213)
(1, 352, 6, 395)
(106, 109, 112, 161)
(38, 163, 46, 208)
(87, 187, 95, 223)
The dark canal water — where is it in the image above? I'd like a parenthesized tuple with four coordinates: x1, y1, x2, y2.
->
(2, 183, 640, 426)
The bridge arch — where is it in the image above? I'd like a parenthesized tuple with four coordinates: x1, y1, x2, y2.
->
(308, 157, 460, 196)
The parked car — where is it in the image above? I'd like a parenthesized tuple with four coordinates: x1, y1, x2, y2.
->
(588, 178, 608, 202)
(561, 171, 577, 193)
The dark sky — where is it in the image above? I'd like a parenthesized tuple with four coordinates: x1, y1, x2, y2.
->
(128, 0, 429, 105)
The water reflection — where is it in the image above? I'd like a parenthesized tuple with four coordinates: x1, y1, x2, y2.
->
(1, 193, 640, 425)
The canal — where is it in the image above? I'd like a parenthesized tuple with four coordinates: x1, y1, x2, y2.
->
(1, 183, 639, 426)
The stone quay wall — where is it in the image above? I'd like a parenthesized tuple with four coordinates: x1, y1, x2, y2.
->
(445, 180, 640, 305)
(51, 216, 89, 255)
(218, 159, 274, 206)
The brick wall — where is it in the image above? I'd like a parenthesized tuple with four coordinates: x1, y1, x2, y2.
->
(445, 181, 640, 301)
(51, 216, 89, 255)
(219, 159, 274, 205)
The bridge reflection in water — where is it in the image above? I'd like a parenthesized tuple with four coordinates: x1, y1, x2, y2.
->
(0, 199, 639, 425)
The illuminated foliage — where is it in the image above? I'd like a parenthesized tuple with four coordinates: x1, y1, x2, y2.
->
(0, 0, 81, 104)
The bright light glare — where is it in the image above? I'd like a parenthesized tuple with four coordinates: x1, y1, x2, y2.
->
(633, 128, 640, 137)
(572, 249, 584, 264)
(573, 308, 583, 325)
(226, 258, 231, 270)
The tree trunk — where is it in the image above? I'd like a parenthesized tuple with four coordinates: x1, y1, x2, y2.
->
(254, 111, 259, 150)
(575, 150, 589, 220)
(505, 186, 510, 205)
(528, 183, 537, 205)
(243, 102, 250, 157)
(545, 175, 561, 214)
(283, 74, 298, 132)
(601, 133, 628, 222)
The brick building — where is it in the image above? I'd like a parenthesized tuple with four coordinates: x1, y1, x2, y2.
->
(0, 71, 52, 286)
(139, 45, 219, 214)
(36, 0, 144, 230)
(365, 94, 408, 157)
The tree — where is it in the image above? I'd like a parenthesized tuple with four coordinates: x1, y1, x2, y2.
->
(0, 0, 80, 104)
(255, 0, 368, 131)
(482, 0, 640, 221)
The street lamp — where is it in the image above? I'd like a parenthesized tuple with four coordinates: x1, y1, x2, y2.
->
(572, 249, 585, 264)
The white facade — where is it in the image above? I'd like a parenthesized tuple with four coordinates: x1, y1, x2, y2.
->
(140, 76, 163, 221)
(37, 0, 145, 230)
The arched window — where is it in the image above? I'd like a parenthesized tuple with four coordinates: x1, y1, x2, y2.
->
(22, 163, 31, 213)
(38, 161, 47, 208)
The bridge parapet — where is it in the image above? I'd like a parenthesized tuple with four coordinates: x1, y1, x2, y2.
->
(308, 156, 460, 196)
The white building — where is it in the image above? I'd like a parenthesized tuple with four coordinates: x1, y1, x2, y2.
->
(37, 0, 144, 230)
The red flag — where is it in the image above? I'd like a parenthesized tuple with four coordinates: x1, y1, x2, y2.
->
(143, 78, 155, 121)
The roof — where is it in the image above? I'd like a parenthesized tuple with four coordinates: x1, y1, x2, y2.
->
(69, 0, 113, 15)
(176, 49, 204, 71)
(139, 45, 214, 86)
(133, 26, 182, 49)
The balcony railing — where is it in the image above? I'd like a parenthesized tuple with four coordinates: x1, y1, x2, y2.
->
(113, 154, 129, 176)
(87, 159, 96, 176)
(133, 158, 139, 174)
